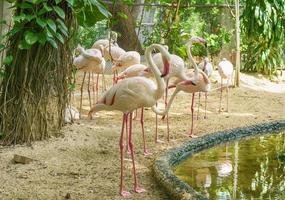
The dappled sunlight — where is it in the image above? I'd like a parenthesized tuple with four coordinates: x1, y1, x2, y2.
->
(240, 73, 285, 93)
(220, 112, 255, 117)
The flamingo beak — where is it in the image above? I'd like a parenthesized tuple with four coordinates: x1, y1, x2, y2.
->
(161, 56, 170, 78)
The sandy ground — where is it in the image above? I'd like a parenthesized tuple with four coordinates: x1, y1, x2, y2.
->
(0, 71, 285, 200)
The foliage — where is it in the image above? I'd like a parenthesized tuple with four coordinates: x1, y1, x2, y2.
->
(74, 20, 108, 48)
(241, 0, 285, 76)
(0, 0, 110, 144)
(142, 0, 234, 61)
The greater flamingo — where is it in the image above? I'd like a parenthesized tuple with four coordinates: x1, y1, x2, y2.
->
(115, 64, 150, 81)
(88, 44, 171, 196)
(151, 47, 188, 142)
(156, 37, 211, 138)
(197, 57, 213, 119)
(73, 46, 106, 116)
(218, 58, 234, 112)
(111, 51, 141, 72)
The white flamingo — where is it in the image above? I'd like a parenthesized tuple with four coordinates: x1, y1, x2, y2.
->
(156, 37, 211, 138)
(218, 58, 234, 112)
(88, 44, 171, 197)
(73, 46, 106, 117)
(197, 57, 213, 119)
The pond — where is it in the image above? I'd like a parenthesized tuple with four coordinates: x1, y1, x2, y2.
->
(174, 132, 285, 199)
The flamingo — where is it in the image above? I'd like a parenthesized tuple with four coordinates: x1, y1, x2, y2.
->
(151, 48, 188, 142)
(115, 64, 151, 81)
(218, 58, 234, 112)
(155, 37, 211, 138)
(73, 46, 106, 117)
(88, 44, 171, 196)
(197, 57, 213, 119)
(92, 32, 118, 49)
(111, 51, 141, 72)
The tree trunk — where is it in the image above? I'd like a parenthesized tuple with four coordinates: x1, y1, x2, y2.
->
(0, 2, 73, 145)
(109, 4, 143, 53)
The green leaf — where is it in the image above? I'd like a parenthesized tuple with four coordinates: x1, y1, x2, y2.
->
(56, 19, 68, 36)
(47, 19, 56, 32)
(18, 40, 31, 50)
(24, 31, 38, 45)
(55, 0, 62, 4)
(38, 32, 47, 44)
(55, 32, 64, 44)
(36, 18, 47, 28)
(3, 55, 13, 65)
(53, 6, 65, 19)
(67, 0, 74, 6)
(47, 37, 58, 49)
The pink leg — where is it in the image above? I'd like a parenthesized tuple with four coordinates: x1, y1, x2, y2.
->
(125, 114, 130, 154)
(96, 74, 99, 102)
(219, 78, 223, 113)
(204, 92, 208, 119)
(189, 93, 198, 138)
(79, 72, 86, 119)
(197, 92, 201, 120)
(120, 114, 131, 197)
(226, 78, 230, 112)
(165, 79, 170, 141)
(92, 73, 96, 105)
(140, 108, 150, 156)
(87, 73, 92, 109)
(128, 113, 146, 193)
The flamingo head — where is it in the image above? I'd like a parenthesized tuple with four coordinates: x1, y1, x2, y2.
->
(190, 36, 207, 46)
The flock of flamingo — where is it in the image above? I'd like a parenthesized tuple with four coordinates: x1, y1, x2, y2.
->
(73, 34, 234, 197)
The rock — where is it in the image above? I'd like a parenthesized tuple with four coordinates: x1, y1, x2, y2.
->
(13, 154, 34, 164)
(64, 105, 80, 123)
(65, 193, 71, 199)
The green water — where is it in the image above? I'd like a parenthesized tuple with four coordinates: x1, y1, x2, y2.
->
(174, 132, 285, 199)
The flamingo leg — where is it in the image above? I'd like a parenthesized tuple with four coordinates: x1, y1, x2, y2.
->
(189, 93, 198, 138)
(119, 114, 131, 197)
(197, 92, 201, 120)
(87, 73, 92, 109)
(92, 73, 95, 106)
(226, 78, 230, 112)
(96, 74, 99, 102)
(219, 78, 223, 113)
(128, 113, 146, 193)
(125, 114, 130, 154)
(140, 108, 150, 156)
(165, 79, 170, 141)
(79, 72, 86, 118)
(204, 92, 208, 119)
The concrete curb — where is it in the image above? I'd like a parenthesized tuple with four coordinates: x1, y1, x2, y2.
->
(153, 120, 285, 200)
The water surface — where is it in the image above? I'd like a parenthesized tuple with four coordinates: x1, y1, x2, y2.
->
(174, 132, 285, 199)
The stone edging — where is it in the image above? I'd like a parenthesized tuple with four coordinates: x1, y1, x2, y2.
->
(153, 120, 285, 200)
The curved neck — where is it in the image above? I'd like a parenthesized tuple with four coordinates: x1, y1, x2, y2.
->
(151, 88, 179, 115)
(145, 44, 167, 100)
(186, 42, 199, 82)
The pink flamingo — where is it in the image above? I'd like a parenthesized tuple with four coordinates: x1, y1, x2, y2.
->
(156, 37, 211, 138)
(218, 58, 234, 112)
(151, 47, 188, 142)
(88, 44, 171, 197)
(73, 46, 106, 117)
(197, 57, 213, 119)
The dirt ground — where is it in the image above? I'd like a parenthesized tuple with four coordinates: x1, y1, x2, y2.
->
(0, 71, 284, 200)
